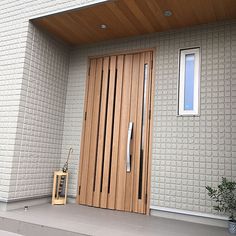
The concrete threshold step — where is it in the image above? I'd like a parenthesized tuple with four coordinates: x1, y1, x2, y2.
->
(0, 204, 231, 236)
(0, 230, 23, 236)
(0, 216, 85, 236)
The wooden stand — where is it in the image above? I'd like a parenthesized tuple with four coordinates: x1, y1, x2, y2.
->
(52, 171, 68, 205)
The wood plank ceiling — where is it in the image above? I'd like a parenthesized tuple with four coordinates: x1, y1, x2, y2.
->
(32, 0, 236, 46)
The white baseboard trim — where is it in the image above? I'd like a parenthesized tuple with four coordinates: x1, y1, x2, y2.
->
(150, 206, 228, 228)
(0, 197, 51, 211)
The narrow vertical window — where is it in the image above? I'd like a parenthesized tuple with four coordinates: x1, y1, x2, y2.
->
(178, 48, 200, 115)
(138, 63, 148, 199)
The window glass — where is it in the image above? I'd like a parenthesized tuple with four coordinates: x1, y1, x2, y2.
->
(178, 48, 200, 116)
(184, 54, 195, 110)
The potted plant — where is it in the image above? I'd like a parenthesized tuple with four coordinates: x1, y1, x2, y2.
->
(206, 177, 236, 234)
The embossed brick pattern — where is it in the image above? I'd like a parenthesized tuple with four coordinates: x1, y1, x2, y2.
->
(7, 24, 70, 200)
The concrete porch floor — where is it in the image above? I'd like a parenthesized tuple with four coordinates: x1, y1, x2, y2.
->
(0, 203, 231, 236)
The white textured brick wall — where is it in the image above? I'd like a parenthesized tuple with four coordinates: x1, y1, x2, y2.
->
(7, 23, 70, 200)
(61, 21, 236, 215)
(0, 0, 106, 201)
(60, 50, 87, 197)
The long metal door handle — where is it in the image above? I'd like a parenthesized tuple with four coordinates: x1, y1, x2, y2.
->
(126, 122, 133, 172)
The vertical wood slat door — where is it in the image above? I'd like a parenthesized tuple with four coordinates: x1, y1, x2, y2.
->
(77, 51, 153, 214)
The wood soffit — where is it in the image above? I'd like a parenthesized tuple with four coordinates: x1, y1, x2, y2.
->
(32, 0, 236, 46)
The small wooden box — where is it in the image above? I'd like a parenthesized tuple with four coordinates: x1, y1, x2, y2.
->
(52, 171, 68, 205)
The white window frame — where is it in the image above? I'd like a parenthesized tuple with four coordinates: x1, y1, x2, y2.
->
(178, 48, 200, 116)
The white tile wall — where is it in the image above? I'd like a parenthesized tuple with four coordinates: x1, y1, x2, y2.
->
(0, 0, 106, 201)
(7, 23, 70, 200)
(60, 50, 87, 197)
(61, 21, 236, 215)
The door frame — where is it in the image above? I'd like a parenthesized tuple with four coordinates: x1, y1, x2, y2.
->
(76, 48, 156, 215)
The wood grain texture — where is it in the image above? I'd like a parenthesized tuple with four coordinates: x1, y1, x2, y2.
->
(100, 56, 117, 208)
(76, 57, 92, 204)
(107, 55, 124, 209)
(86, 58, 103, 206)
(78, 50, 153, 214)
(124, 53, 140, 212)
(33, 0, 236, 45)
(93, 57, 110, 207)
(132, 52, 145, 213)
(115, 54, 133, 211)
(78, 59, 97, 204)
(140, 52, 152, 213)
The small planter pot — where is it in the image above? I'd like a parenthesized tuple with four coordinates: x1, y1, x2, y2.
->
(228, 221, 236, 234)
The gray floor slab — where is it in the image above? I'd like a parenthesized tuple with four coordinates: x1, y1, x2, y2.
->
(0, 230, 23, 236)
(0, 203, 232, 236)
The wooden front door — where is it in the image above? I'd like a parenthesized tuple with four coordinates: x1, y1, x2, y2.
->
(77, 51, 153, 214)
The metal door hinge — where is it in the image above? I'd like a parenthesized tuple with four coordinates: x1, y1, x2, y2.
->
(145, 193, 148, 204)
(151, 60, 153, 69)
(149, 110, 151, 120)
(84, 112, 87, 121)
(78, 186, 81, 195)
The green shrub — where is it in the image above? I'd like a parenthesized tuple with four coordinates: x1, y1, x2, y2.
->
(206, 177, 236, 221)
